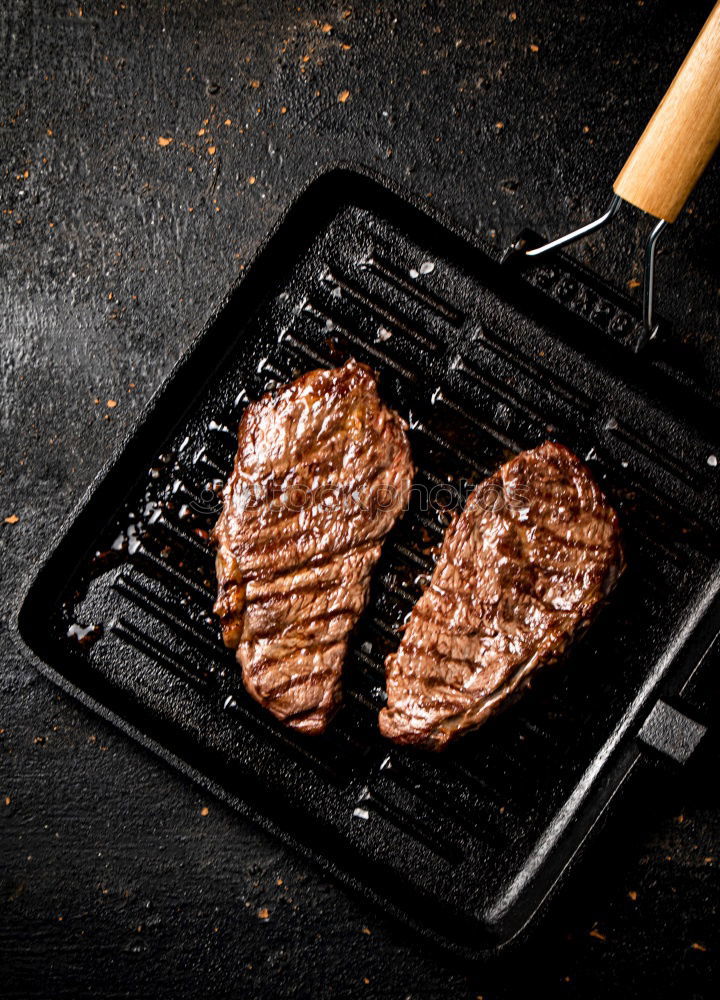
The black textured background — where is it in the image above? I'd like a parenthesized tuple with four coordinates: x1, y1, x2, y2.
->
(1, 2, 719, 997)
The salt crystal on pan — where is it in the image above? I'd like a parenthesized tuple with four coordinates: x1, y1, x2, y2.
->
(419, 260, 435, 274)
(376, 326, 392, 341)
(708, 454, 717, 467)
(409, 268, 419, 278)
(353, 807, 370, 821)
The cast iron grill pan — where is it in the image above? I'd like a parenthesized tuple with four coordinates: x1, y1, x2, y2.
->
(16, 169, 720, 958)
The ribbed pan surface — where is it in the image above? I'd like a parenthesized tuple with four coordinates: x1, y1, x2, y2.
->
(18, 170, 720, 957)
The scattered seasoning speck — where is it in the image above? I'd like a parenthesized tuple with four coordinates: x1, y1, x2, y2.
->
(276, 878, 283, 886)
(157, 136, 173, 147)
(691, 942, 707, 952)
(224, 118, 232, 125)
(628, 890, 638, 901)
(589, 928, 606, 941)
(200, 806, 209, 816)
(106, 400, 118, 409)
(321, 22, 333, 33)
(627, 278, 641, 289)
(197, 128, 205, 136)
(280, 106, 288, 114)
(4, 796, 10, 806)
(341, 42, 352, 50)
(207, 146, 216, 155)
(529, 43, 539, 52)
(257, 907, 270, 920)
(338, 89, 351, 103)
(708, 454, 717, 467)
(495, 121, 504, 129)
(250, 79, 261, 88)
(4, 515, 19, 524)
(361, 926, 371, 935)
(248, 176, 256, 184)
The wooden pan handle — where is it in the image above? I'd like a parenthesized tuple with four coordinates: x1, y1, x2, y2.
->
(613, 2, 720, 222)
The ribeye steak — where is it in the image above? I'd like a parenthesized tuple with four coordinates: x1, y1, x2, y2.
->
(379, 441, 623, 750)
(213, 359, 414, 733)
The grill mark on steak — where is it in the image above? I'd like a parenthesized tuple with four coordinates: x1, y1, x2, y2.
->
(379, 441, 623, 750)
(223, 486, 402, 575)
(245, 579, 338, 608)
(237, 529, 380, 567)
(212, 359, 414, 734)
(248, 609, 361, 642)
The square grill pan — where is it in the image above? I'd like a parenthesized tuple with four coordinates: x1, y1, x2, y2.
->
(15, 168, 720, 959)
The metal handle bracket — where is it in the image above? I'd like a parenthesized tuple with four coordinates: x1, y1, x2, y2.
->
(522, 194, 667, 341)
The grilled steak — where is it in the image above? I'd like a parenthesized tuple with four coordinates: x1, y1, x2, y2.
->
(380, 441, 623, 750)
(212, 359, 414, 734)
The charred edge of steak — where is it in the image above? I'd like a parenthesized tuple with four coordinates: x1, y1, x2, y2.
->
(379, 441, 624, 751)
(212, 359, 415, 734)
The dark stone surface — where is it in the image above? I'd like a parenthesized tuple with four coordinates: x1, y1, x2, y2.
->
(1, 1, 718, 997)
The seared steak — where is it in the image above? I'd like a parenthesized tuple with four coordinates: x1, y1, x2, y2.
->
(212, 359, 414, 734)
(380, 441, 623, 750)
